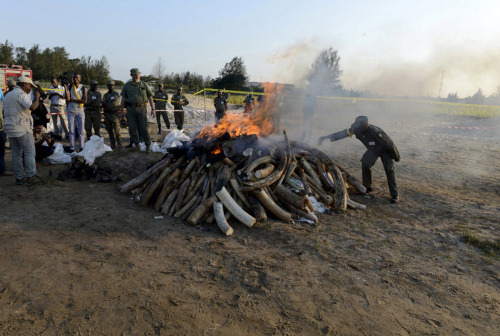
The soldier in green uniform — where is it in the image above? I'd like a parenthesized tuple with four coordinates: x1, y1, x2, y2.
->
(84, 80, 102, 140)
(170, 87, 189, 130)
(213, 89, 228, 124)
(153, 83, 170, 133)
(120, 68, 155, 153)
(318, 116, 401, 203)
(102, 80, 122, 149)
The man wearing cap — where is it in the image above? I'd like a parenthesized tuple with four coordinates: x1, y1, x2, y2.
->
(213, 90, 228, 124)
(65, 73, 87, 151)
(102, 80, 122, 149)
(48, 77, 69, 139)
(2, 76, 41, 185)
(4, 80, 16, 96)
(318, 116, 401, 204)
(153, 83, 170, 133)
(120, 68, 155, 153)
(170, 87, 189, 130)
(84, 80, 102, 140)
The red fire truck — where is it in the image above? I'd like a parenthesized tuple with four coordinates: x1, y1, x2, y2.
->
(0, 64, 33, 92)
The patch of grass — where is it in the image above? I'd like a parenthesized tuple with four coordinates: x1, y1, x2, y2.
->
(460, 230, 500, 257)
(36, 173, 58, 187)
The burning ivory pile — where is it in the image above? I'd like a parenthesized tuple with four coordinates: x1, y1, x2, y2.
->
(119, 131, 367, 236)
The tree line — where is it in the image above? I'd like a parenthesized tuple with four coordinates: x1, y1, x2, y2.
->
(0, 40, 111, 85)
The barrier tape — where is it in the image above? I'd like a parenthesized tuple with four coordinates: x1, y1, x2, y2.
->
(203, 88, 267, 96)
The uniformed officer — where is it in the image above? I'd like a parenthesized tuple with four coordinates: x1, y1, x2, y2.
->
(213, 89, 228, 124)
(318, 116, 401, 203)
(120, 68, 155, 153)
(102, 80, 122, 149)
(222, 88, 229, 101)
(170, 87, 189, 130)
(153, 83, 170, 133)
(84, 80, 102, 140)
(302, 92, 317, 141)
(243, 94, 255, 115)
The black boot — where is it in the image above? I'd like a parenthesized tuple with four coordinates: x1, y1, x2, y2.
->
(391, 195, 399, 204)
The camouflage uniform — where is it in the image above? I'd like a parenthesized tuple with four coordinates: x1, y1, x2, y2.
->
(171, 91, 189, 130)
(120, 71, 153, 146)
(84, 80, 102, 140)
(102, 80, 122, 148)
(154, 88, 170, 130)
(320, 116, 400, 197)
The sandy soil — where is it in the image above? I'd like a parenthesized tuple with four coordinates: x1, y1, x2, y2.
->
(0, 110, 499, 335)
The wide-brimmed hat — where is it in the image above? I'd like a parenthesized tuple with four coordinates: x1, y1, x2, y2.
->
(17, 76, 37, 88)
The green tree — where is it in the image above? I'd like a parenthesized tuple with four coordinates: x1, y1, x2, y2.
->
(76, 55, 110, 85)
(212, 56, 248, 90)
(0, 40, 15, 64)
(15, 47, 28, 68)
(306, 47, 343, 95)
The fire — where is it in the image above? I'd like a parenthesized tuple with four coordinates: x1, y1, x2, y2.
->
(197, 83, 284, 141)
(212, 142, 222, 155)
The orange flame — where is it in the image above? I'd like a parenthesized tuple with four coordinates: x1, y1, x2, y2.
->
(212, 142, 222, 155)
(198, 83, 284, 141)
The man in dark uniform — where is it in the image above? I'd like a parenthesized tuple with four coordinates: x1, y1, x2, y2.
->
(302, 92, 317, 141)
(120, 68, 155, 153)
(102, 80, 122, 149)
(243, 94, 255, 115)
(222, 88, 230, 101)
(153, 83, 170, 133)
(213, 89, 228, 124)
(84, 80, 102, 140)
(170, 87, 189, 130)
(318, 116, 401, 203)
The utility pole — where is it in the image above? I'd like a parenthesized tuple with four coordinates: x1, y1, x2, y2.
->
(437, 71, 444, 99)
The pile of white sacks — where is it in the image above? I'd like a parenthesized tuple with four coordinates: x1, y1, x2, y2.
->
(42, 127, 190, 165)
(139, 129, 190, 154)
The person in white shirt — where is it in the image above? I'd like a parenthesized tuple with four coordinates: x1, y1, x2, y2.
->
(3, 76, 40, 185)
(64, 73, 87, 151)
(49, 77, 69, 138)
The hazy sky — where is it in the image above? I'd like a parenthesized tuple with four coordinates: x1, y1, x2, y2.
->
(4, 0, 500, 96)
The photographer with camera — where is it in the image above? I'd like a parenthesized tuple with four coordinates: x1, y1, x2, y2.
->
(48, 77, 69, 139)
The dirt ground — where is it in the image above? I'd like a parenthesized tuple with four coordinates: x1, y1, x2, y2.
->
(0, 112, 499, 335)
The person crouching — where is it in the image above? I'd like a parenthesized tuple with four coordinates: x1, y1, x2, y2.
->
(33, 119, 55, 163)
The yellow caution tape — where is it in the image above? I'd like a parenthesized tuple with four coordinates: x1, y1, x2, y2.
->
(203, 88, 267, 96)
(152, 88, 205, 103)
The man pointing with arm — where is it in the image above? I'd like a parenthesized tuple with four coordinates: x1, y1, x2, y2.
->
(318, 116, 401, 204)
